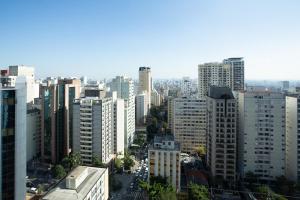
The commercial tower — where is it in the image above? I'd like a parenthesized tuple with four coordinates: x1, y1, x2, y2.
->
(0, 78, 27, 200)
(138, 67, 152, 111)
(40, 78, 81, 164)
(206, 86, 237, 183)
(238, 91, 286, 180)
(73, 97, 113, 165)
(286, 95, 300, 182)
(148, 135, 181, 191)
(109, 76, 135, 147)
(169, 97, 206, 153)
(198, 58, 244, 97)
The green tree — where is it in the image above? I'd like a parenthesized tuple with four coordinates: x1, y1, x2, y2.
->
(61, 157, 71, 171)
(139, 180, 176, 200)
(114, 157, 123, 172)
(53, 164, 66, 179)
(196, 145, 206, 157)
(274, 176, 295, 195)
(37, 184, 44, 194)
(123, 151, 134, 170)
(69, 152, 82, 169)
(189, 183, 209, 200)
(92, 155, 105, 168)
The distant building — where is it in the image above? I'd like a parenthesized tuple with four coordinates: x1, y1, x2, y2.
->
(206, 86, 237, 183)
(169, 97, 207, 153)
(181, 77, 192, 97)
(148, 135, 181, 191)
(238, 91, 286, 180)
(0, 78, 27, 200)
(139, 67, 152, 111)
(198, 58, 244, 97)
(281, 81, 290, 91)
(42, 166, 109, 200)
(109, 76, 135, 147)
(40, 78, 81, 164)
(83, 84, 106, 98)
(151, 89, 161, 106)
(136, 92, 148, 125)
(73, 97, 113, 165)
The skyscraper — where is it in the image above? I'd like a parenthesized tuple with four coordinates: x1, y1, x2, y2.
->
(109, 76, 135, 147)
(198, 58, 244, 97)
(40, 78, 81, 164)
(73, 97, 113, 165)
(206, 86, 237, 183)
(0, 78, 26, 200)
(138, 67, 152, 110)
(238, 91, 286, 181)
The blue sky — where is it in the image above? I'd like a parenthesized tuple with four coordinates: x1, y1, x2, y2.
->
(1, 0, 300, 80)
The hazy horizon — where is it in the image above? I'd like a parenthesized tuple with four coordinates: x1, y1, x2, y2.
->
(1, 0, 300, 80)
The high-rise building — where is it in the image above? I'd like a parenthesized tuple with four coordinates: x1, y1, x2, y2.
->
(181, 77, 192, 97)
(0, 78, 27, 200)
(238, 91, 286, 181)
(206, 86, 237, 183)
(40, 78, 81, 164)
(167, 97, 174, 131)
(286, 95, 300, 182)
(138, 67, 152, 110)
(148, 135, 181, 191)
(151, 89, 161, 107)
(198, 58, 244, 97)
(136, 92, 148, 125)
(110, 91, 125, 155)
(42, 166, 109, 200)
(0, 65, 39, 104)
(223, 58, 245, 91)
(169, 97, 206, 153)
(26, 106, 41, 162)
(109, 76, 135, 147)
(73, 97, 113, 165)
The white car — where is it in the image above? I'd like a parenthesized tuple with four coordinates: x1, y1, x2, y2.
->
(27, 187, 37, 194)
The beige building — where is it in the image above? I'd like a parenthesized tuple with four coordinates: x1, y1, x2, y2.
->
(139, 67, 152, 110)
(148, 135, 181, 191)
(206, 86, 237, 183)
(43, 166, 109, 200)
(169, 97, 207, 153)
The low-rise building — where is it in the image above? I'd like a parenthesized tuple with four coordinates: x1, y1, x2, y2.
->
(42, 166, 109, 200)
(148, 135, 181, 191)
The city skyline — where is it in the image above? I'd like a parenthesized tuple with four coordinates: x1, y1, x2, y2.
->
(1, 0, 300, 80)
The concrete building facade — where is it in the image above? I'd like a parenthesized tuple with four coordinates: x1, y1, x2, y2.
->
(148, 135, 181, 191)
(73, 97, 113, 165)
(238, 91, 286, 181)
(198, 58, 244, 97)
(206, 86, 237, 183)
(109, 76, 135, 147)
(169, 97, 207, 153)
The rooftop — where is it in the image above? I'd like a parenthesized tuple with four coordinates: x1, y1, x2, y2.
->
(42, 166, 107, 200)
(208, 86, 234, 99)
